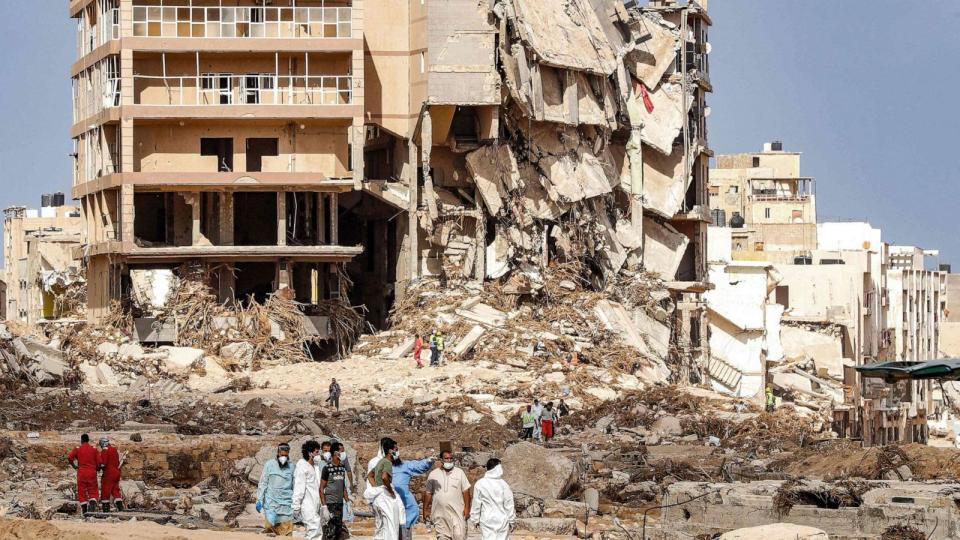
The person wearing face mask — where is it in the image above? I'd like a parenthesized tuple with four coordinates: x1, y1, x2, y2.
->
(318, 440, 354, 492)
(320, 441, 351, 540)
(293, 440, 325, 539)
(364, 438, 405, 540)
(257, 442, 295, 536)
(391, 450, 436, 540)
(470, 458, 515, 540)
(423, 450, 472, 540)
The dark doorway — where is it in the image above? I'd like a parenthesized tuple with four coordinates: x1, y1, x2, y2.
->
(134, 192, 168, 245)
(339, 191, 400, 330)
(233, 192, 277, 245)
(201, 138, 234, 171)
(234, 262, 276, 304)
(246, 138, 279, 172)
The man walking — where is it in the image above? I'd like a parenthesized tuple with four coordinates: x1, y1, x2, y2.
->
(470, 458, 515, 540)
(540, 402, 556, 442)
(424, 450, 471, 540)
(97, 437, 124, 512)
(67, 433, 100, 514)
(520, 406, 536, 440)
(320, 441, 351, 540)
(430, 331, 445, 366)
(765, 386, 776, 413)
(531, 399, 544, 442)
(293, 440, 325, 540)
(327, 378, 342, 411)
(256, 442, 295, 536)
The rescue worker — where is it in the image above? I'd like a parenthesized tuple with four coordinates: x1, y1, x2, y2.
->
(97, 437, 124, 512)
(423, 450, 472, 540)
(256, 442, 295, 536)
(430, 331, 445, 366)
(765, 386, 776, 412)
(67, 433, 100, 514)
(531, 399, 544, 442)
(391, 452, 436, 540)
(293, 440, 325, 540)
(414, 335, 424, 369)
(520, 406, 536, 440)
(540, 402, 556, 442)
(470, 458, 515, 540)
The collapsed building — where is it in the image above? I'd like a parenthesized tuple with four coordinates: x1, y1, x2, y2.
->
(708, 143, 950, 445)
(2, 198, 85, 325)
(69, 0, 715, 371)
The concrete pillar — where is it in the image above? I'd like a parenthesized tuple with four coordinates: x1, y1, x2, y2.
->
(421, 110, 436, 224)
(317, 193, 327, 244)
(351, 121, 365, 190)
(277, 191, 286, 246)
(118, 184, 137, 242)
(219, 192, 234, 245)
(330, 193, 339, 244)
(119, 0, 133, 39)
(407, 138, 419, 279)
(190, 193, 201, 245)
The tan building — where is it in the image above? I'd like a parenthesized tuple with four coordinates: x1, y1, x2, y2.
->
(70, 0, 366, 323)
(3, 199, 85, 324)
(710, 141, 817, 256)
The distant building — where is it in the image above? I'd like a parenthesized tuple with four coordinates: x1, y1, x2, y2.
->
(3, 196, 84, 324)
(710, 141, 817, 258)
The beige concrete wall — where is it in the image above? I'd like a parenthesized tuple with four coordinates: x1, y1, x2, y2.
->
(134, 121, 350, 175)
(716, 152, 801, 178)
(947, 274, 960, 323)
(364, 0, 412, 136)
(941, 322, 960, 356)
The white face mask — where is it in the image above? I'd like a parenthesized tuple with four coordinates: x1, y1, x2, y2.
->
(322, 452, 332, 461)
(443, 462, 455, 471)
(278, 456, 288, 465)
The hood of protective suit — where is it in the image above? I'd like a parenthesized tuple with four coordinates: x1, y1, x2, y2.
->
(485, 465, 504, 480)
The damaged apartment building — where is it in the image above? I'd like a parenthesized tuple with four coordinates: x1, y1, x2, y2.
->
(708, 142, 948, 445)
(3, 196, 85, 325)
(362, 0, 713, 367)
(70, 0, 712, 364)
(71, 0, 365, 329)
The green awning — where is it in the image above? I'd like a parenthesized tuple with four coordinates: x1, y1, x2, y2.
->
(855, 359, 960, 383)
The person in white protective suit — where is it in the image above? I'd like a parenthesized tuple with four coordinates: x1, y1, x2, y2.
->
(293, 440, 327, 539)
(363, 475, 406, 540)
(469, 458, 516, 540)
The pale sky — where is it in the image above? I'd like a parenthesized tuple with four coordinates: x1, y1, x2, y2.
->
(0, 2, 957, 266)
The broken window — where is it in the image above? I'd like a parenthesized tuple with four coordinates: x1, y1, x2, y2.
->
(728, 185, 738, 194)
(286, 192, 320, 246)
(242, 74, 275, 104)
(752, 156, 760, 167)
(451, 107, 480, 144)
(133, 192, 168, 245)
(201, 73, 233, 104)
(233, 192, 277, 245)
(245, 138, 278, 172)
(201, 138, 233, 172)
(776, 286, 789, 308)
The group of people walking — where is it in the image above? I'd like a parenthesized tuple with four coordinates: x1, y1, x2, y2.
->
(413, 331, 446, 368)
(66, 433, 124, 514)
(257, 437, 517, 540)
(520, 398, 569, 443)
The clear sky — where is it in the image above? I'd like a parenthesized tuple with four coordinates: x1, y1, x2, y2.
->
(0, 2, 958, 266)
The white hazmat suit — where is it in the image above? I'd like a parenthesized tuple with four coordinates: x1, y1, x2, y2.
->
(292, 458, 324, 539)
(363, 484, 406, 540)
(469, 465, 515, 540)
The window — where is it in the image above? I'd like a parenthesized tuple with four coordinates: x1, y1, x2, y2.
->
(201, 138, 234, 172)
(752, 156, 760, 167)
(201, 73, 233, 104)
(245, 138, 278, 172)
(764, 207, 771, 219)
(728, 185, 739, 194)
(420, 52, 426, 74)
(775, 286, 789, 309)
(242, 74, 275, 104)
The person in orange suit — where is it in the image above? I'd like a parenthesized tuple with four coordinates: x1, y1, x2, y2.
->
(67, 433, 100, 514)
(97, 437, 124, 512)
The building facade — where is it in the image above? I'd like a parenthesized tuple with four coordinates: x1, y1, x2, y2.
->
(70, 0, 365, 322)
(3, 199, 85, 324)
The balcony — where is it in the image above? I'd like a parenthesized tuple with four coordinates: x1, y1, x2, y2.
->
(132, 6, 353, 39)
(134, 74, 353, 106)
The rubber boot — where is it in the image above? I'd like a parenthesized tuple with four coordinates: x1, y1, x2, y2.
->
(115, 500, 125, 512)
(87, 499, 99, 513)
(80, 502, 88, 515)
(100, 500, 110, 513)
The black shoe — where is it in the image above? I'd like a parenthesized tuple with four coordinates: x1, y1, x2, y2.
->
(100, 501, 110, 513)
(88, 500, 99, 513)
(115, 500, 125, 512)
(81, 502, 88, 515)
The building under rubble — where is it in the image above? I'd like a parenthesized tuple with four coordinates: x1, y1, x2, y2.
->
(70, 0, 715, 369)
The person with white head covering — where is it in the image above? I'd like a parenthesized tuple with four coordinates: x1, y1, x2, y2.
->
(469, 458, 515, 540)
(293, 440, 325, 539)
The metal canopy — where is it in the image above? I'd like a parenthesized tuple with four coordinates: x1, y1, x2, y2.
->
(855, 359, 960, 383)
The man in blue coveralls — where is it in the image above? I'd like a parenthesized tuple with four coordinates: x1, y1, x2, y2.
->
(391, 451, 437, 540)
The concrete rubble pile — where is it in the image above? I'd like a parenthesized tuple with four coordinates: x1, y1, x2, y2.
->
(767, 320, 848, 417)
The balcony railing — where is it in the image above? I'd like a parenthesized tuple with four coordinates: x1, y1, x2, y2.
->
(133, 74, 353, 106)
(132, 6, 352, 39)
